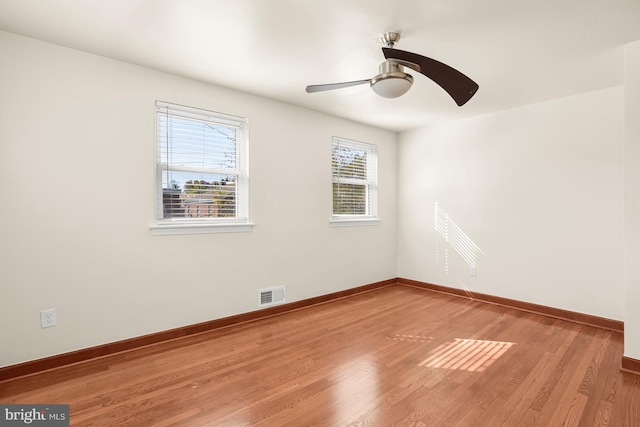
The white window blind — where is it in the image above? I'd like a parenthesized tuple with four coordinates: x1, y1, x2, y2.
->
(331, 137, 377, 219)
(154, 101, 249, 230)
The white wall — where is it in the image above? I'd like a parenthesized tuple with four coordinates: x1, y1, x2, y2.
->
(624, 40, 640, 359)
(0, 31, 397, 367)
(397, 87, 625, 320)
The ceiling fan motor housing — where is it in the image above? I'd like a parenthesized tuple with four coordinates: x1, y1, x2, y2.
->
(370, 61, 414, 98)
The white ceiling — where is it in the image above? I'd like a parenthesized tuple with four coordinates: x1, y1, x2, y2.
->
(1, 0, 639, 132)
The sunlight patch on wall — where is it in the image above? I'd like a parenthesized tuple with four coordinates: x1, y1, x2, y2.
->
(434, 202, 483, 273)
(418, 338, 515, 372)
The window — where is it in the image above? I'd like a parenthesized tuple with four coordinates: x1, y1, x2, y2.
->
(331, 137, 379, 226)
(151, 101, 251, 235)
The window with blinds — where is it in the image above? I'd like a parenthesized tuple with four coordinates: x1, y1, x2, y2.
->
(155, 101, 249, 229)
(331, 137, 377, 219)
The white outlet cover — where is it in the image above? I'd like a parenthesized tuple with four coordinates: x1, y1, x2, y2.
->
(40, 309, 56, 328)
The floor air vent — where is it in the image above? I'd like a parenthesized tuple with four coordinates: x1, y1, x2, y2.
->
(259, 286, 286, 307)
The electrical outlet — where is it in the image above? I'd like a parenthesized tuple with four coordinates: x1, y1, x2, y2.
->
(41, 309, 56, 328)
(470, 266, 477, 276)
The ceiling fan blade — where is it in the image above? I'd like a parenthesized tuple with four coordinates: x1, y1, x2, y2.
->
(306, 79, 371, 93)
(382, 47, 478, 106)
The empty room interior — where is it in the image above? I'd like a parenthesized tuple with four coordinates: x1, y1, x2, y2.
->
(2, 0, 640, 425)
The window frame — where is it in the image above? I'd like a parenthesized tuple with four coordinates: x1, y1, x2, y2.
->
(330, 136, 380, 227)
(150, 101, 253, 235)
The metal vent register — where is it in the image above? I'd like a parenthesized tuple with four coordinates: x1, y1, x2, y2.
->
(259, 286, 286, 307)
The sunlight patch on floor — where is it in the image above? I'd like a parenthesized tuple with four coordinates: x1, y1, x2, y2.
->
(386, 334, 433, 343)
(419, 338, 515, 372)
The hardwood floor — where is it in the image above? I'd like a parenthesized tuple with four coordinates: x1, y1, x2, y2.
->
(2, 285, 639, 426)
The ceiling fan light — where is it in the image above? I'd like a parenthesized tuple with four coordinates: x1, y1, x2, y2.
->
(371, 75, 413, 98)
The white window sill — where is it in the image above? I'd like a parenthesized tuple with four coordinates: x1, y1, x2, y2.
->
(150, 221, 255, 235)
(330, 218, 381, 227)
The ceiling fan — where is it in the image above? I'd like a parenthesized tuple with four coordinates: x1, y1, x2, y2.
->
(305, 32, 479, 106)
